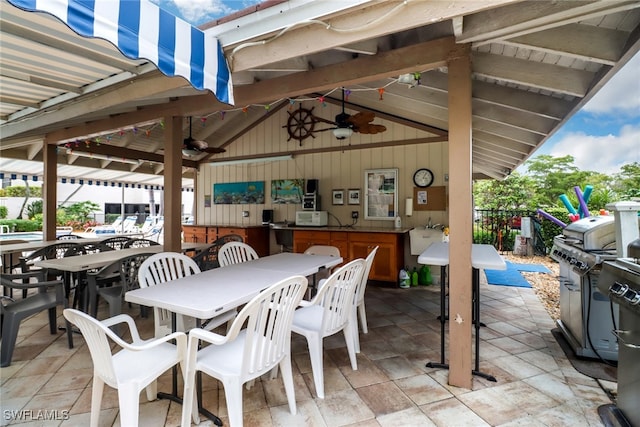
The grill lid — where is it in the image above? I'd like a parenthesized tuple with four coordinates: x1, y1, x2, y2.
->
(562, 215, 615, 249)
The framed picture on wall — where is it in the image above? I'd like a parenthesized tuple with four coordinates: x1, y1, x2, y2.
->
(213, 181, 265, 204)
(348, 189, 360, 205)
(364, 168, 398, 220)
(271, 179, 304, 204)
(332, 189, 345, 205)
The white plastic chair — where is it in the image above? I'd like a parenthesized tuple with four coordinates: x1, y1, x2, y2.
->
(291, 258, 365, 398)
(181, 275, 308, 427)
(62, 308, 186, 427)
(303, 245, 341, 298)
(218, 241, 259, 267)
(138, 252, 237, 337)
(353, 246, 378, 353)
(303, 245, 340, 257)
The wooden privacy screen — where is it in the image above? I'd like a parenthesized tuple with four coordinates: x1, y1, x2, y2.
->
(413, 186, 447, 211)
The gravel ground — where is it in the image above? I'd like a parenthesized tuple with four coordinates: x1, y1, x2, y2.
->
(501, 252, 560, 321)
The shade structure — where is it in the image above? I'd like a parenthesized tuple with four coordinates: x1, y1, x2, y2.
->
(7, 0, 234, 105)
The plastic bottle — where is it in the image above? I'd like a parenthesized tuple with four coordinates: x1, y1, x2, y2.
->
(398, 268, 410, 288)
(419, 265, 432, 286)
(411, 267, 418, 287)
(394, 216, 402, 228)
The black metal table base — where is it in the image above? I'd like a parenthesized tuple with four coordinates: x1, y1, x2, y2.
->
(156, 316, 223, 426)
(156, 393, 223, 427)
(425, 265, 496, 383)
(426, 362, 449, 370)
(425, 361, 497, 382)
(472, 370, 496, 382)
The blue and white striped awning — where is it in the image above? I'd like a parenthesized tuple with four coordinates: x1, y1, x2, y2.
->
(7, 0, 234, 105)
(0, 172, 194, 192)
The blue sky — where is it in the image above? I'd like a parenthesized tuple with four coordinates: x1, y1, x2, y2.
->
(524, 52, 640, 175)
(152, 0, 259, 25)
(156, 0, 639, 176)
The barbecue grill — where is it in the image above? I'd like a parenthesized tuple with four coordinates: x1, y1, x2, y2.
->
(597, 201, 640, 427)
(550, 215, 619, 361)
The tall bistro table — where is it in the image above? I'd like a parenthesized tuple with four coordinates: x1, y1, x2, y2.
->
(418, 242, 506, 382)
(125, 252, 343, 425)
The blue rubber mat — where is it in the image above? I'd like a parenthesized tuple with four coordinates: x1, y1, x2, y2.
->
(484, 261, 551, 288)
(484, 265, 531, 288)
(485, 261, 551, 288)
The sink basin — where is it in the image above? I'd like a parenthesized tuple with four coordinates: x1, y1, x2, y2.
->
(270, 223, 294, 251)
(269, 222, 294, 229)
(409, 227, 443, 255)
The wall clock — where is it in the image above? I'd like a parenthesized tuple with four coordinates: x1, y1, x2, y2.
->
(413, 168, 434, 188)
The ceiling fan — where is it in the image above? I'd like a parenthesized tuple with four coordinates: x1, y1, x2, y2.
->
(182, 116, 226, 156)
(315, 88, 387, 140)
(283, 88, 387, 143)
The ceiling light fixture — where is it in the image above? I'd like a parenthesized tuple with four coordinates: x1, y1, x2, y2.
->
(182, 147, 201, 157)
(210, 154, 293, 166)
(397, 72, 421, 88)
(66, 149, 141, 165)
(333, 127, 353, 140)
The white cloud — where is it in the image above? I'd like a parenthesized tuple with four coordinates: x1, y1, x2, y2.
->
(547, 124, 640, 174)
(172, 0, 233, 24)
(583, 52, 640, 115)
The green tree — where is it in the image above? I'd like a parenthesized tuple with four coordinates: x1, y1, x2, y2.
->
(473, 172, 538, 210)
(16, 180, 31, 219)
(613, 162, 640, 199)
(524, 155, 592, 207)
(26, 200, 43, 219)
(4, 186, 42, 197)
(63, 201, 100, 223)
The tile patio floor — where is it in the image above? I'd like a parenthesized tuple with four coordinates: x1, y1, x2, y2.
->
(1, 274, 616, 426)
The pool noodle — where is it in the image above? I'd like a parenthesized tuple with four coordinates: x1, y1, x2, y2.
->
(574, 186, 590, 218)
(537, 208, 567, 228)
(559, 194, 577, 214)
(578, 185, 593, 216)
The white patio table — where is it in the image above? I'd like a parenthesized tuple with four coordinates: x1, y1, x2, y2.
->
(124, 252, 343, 425)
(33, 242, 208, 273)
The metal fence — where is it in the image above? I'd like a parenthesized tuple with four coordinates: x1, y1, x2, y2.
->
(473, 209, 546, 255)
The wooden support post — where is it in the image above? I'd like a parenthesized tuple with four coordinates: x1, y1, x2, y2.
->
(447, 46, 474, 389)
(43, 142, 57, 241)
(164, 116, 183, 252)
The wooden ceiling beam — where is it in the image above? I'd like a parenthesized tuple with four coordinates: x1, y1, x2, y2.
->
(503, 24, 628, 66)
(208, 136, 448, 164)
(4, 74, 189, 140)
(459, 0, 639, 44)
(60, 142, 199, 169)
(233, 37, 460, 106)
(227, 0, 512, 72)
(472, 52, 594, 97)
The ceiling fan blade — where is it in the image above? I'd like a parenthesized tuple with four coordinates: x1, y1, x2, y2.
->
(189, 139, 208, 150)
(348, 111, 375, 126)
(202, 146, 226, 154)
(187, 138, 226, 153)
(356, 124, 387, 134)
